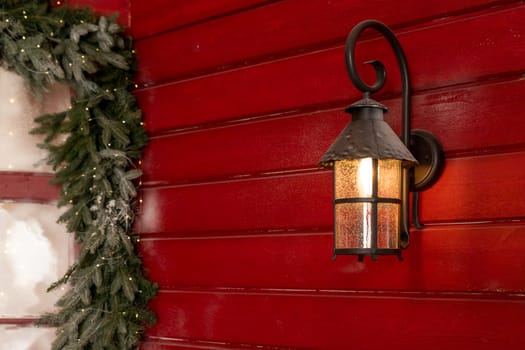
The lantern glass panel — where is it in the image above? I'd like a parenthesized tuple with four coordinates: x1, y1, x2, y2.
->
(377, 159, 402, 199)
(335, 158, 372, 199)
(335, 158, 402, 199)
(377, 203, 400, 249)
(335, 202, 372, 249)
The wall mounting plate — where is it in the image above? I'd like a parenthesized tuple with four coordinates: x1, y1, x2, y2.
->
(410, 130, 444, 192)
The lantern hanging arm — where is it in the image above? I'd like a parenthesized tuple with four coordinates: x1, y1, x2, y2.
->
(344, 19, 411, 144)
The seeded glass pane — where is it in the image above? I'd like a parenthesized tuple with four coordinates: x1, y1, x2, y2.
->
(335, 203, 372, 249)
(377, 203, 400, 249)
(335, 158, 374, 199)
(378, 159, 402, 199)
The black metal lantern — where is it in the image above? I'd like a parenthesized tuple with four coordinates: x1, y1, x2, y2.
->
(319, 20, 444, 261)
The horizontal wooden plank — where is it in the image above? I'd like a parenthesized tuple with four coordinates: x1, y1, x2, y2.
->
(0, 318, 35, 325)
(130, 0, 278, 39)
(147, 290, 525, 349)
(134, 0, 508, 84)
(142, 77, 525, 185)
(137, 152, 525, 233)
(139, 223, 525, 293)
(0, 173, 59, 202)
(135, 4, 525, 133)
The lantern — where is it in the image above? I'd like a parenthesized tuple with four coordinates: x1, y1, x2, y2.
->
(319, 20, 444, 260)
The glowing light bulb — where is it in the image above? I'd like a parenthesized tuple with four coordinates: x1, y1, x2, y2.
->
(358, 158, 373, 197)
(8, 98, 15, 103)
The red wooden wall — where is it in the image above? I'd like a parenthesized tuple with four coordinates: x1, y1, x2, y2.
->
(78, 0, 525, 348)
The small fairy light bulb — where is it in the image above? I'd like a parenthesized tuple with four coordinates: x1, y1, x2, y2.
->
(9, 98, 15, 104)
(56, 1, 62, 5)
(7, 164, 13, 169)
(8, 131, 13, 136)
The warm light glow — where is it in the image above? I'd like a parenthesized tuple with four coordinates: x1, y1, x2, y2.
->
(358, 157, 373, 197)
(333, 158, 402, 251)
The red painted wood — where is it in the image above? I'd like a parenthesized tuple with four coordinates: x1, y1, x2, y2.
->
(130, 0, 278, 39)
(137, 152, 525, 233)
(147, 290, 525, 349)
(139, 223, 525, 293)
(131, 0, 525, 348)
(134, 0, 509, 85)
(142, 77, 525, 185)
(0, 318, 36, 325)
(135, 4, 525, 133)
(0, 173, 59, 202)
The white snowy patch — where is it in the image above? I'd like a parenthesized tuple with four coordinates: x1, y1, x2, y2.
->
(0, 67, 70, 172)
(0, 203, 72, 317)
(0, 326, 55, 350)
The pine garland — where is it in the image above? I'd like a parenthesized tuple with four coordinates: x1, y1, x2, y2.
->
(0, 0, 157, 348)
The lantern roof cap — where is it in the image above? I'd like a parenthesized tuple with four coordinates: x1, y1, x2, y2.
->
(319, 99, 417, 168)
(345, 96, 388, 113)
